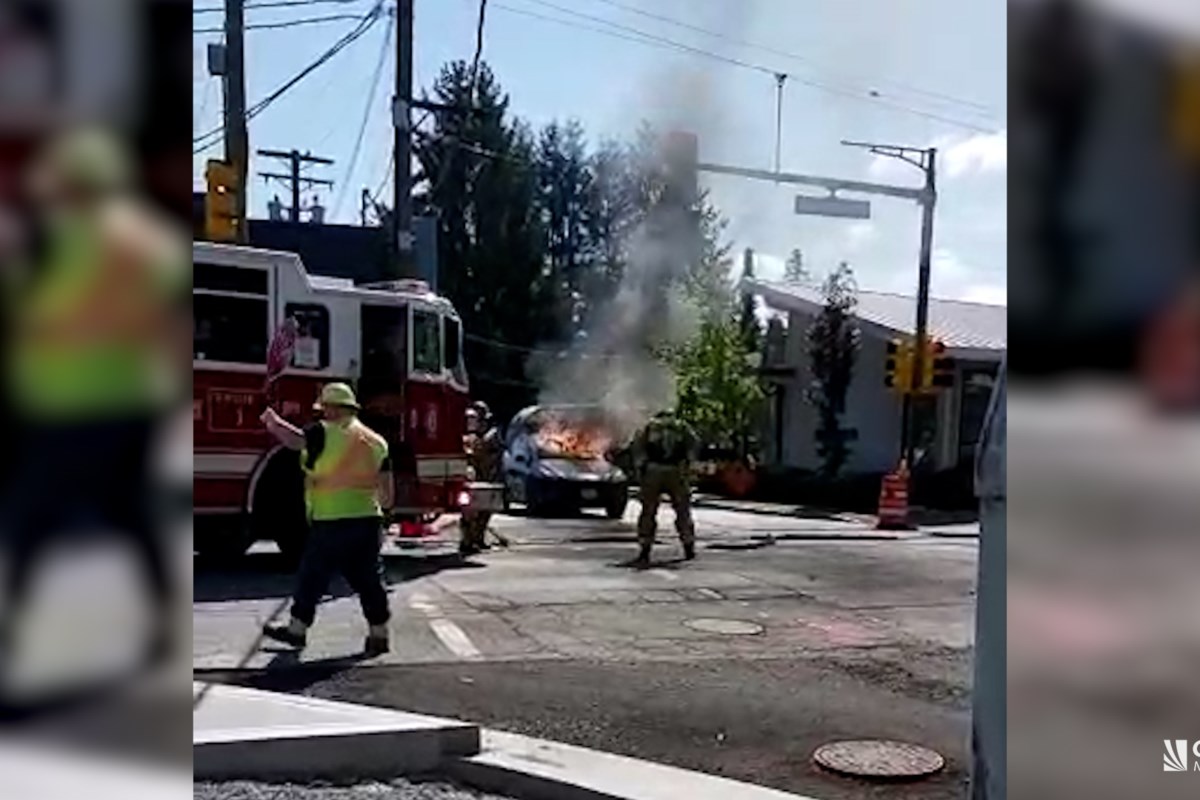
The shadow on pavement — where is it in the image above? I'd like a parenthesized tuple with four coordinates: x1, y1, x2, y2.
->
(193, 551, 485, 603)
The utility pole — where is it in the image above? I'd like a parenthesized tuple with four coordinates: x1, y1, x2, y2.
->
(773, 73, 787, 176)
(392, 0, 416, 277)
(257, 149, 334, 222)
(840, 141, 938, 467)
(224, 0, 248, 242)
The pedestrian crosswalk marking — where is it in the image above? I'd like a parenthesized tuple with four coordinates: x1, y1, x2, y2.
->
(408, 591, 483, 661)
(428, 619, 483, 661)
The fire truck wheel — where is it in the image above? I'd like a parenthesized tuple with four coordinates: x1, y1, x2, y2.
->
(194, 516, 252, 564)
(251, 452, 309, 565)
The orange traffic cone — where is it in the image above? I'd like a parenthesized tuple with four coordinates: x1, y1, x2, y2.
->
(876, 461, 914, 530)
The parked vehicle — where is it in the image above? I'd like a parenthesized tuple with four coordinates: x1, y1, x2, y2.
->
(502, 405, 629, 518)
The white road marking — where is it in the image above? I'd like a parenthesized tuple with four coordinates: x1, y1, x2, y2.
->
(649, 569, 679, 581)
(697, 588, 722, 600)
(428, 619, 483, 661)
(407, 591, 483, 661)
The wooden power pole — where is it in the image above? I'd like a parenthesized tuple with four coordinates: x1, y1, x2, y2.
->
(257, 149, 334, 222)
(223, 0, 249, 242)
(392, 0, 416, 277)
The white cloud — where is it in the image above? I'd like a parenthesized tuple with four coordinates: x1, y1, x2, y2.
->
(961, 284, 1007, 305)
(867, 129, 1007, 181)
(942, 129, 1007, 178)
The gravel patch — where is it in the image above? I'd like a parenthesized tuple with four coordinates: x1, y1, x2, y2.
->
(194, 778, 518, 800)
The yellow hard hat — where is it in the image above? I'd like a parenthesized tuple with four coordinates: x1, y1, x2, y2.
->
(313, 382, 360, 411)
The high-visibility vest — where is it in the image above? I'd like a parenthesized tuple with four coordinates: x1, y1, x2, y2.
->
(302, 417, 389, 521)
(7, 210, 184, 420)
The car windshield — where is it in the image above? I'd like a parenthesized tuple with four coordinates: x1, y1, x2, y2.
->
(527, 408, 613, 460)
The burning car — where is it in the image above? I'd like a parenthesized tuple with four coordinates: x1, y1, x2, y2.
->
(502, 405, 630, 517)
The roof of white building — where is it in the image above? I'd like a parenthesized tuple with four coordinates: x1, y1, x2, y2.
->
(747, 278, 1007, 353)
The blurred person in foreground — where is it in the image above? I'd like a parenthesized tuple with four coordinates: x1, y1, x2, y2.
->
(260, 383, 393, 656)
(0, 128, 187, 694)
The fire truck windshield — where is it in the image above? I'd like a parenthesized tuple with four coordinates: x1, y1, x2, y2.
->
(361, 304, 408, 393)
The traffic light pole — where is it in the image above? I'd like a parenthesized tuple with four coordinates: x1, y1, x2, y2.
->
(223, 0, 248, 242)
(840, 142, 937, 467)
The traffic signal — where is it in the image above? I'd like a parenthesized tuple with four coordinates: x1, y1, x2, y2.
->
(884, 338, 914, 392)
(920, 338, 955, 390)
(205, 158, 241, 242)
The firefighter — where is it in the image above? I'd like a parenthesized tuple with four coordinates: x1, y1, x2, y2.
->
(260, 382, 394, 656)
(460, 400, 502, 555)
(632, 409, 697, 567)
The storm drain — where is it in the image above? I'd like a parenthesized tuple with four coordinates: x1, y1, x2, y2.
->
(812, 739, 945, 779)
(683, 618, 764, 635)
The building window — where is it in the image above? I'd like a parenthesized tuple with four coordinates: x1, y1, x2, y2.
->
(412, 309, 441, 375)
(194, 293, 268, 364)
(285, 303, 330, 370)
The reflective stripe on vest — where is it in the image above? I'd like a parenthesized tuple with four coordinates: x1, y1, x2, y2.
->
(303, 418, 387, 520)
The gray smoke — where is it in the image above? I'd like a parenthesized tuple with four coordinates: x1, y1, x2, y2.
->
(529, 204, 702, 445)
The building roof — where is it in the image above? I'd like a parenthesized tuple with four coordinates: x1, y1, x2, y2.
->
(747, 278, 1007, 353)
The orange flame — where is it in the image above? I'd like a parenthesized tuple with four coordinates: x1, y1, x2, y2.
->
(534, 416, 613, 459)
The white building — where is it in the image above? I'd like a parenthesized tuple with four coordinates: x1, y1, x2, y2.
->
(746, 279, 1006, 476)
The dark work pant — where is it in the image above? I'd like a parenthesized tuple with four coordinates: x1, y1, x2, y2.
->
(0, 416, 169, 630)
(291, 517, 390, 627)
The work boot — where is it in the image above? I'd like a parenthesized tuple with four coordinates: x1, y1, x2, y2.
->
(683, 541, 696, 561)
(632, 545, 652, 569)
(363, 625, 390, 657)
(263, 621, 307, 650)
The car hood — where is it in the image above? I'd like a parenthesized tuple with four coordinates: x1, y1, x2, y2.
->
(535, 458, 624, 482)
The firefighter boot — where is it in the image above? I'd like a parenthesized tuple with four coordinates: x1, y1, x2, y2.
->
(683, 541, 696, 561)
(364, 624, 390, 657)
(632, 543, 652, 569)
(263, 618, 308, 650)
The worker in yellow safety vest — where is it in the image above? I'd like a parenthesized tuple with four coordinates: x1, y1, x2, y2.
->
(0, 127, 187, 686)
(261, 382, 395, 655)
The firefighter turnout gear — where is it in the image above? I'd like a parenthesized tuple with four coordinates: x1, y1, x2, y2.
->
(461, 405, 503, 555)
(634, 412, 697, 565)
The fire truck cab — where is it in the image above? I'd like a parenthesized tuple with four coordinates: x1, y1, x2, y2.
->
(194, 241, 470, 560)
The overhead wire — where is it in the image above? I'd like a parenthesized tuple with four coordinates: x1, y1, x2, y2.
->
(193, 2, 384, 154)
(194, 0, 365, 14)
(332, 7, 395, 219)
(493, 0, 997, 133)
(194, 13, 371, 34)
(586, 0, 996, 117)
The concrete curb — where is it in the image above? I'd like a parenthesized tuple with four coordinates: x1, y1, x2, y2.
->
(193, 683, 479, 782)
(193, 685, 824, 799)
(450, 729, 820, 800)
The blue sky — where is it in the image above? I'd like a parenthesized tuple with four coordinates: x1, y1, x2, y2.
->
(194, 0, 1006, 303)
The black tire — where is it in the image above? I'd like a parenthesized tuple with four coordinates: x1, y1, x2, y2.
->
(251, 450, 309, 565)
(605, 486, 629, 520)
(194, 515, 252, 564)
(524, 478, 545, 517)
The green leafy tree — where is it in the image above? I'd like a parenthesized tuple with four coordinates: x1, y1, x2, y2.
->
(674, 318, 764, 455)
(805, 261, 861, 477)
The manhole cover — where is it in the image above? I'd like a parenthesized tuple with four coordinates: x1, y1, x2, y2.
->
(684, 618, 764, 635)
(813, 740, 944, 779)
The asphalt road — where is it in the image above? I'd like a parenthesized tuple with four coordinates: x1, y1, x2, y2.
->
(195, 504, 978, 800)
(194, 779, 518, 800)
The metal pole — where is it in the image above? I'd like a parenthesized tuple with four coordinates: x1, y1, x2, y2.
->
(224, 0, 248, 242)
(906, 148, 937, 466)
(289, 150, 301, 223)
(773, 73, 787, 176)
(393, 0, 415, 278)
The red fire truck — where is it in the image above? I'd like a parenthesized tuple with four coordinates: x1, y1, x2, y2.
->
(194, 241, 470, 559)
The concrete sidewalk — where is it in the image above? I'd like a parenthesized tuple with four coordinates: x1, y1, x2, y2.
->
(692, 494, 979, 536)
(193, 682, 821, 800)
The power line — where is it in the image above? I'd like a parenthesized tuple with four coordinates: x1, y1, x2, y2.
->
(193, 4, 384, 154)
(493, 0, 996, 133)
(587, 0, 996, 117)
(333, 9, 394, 219)
(194, 12, 370, 34)
(194, 0, 364, 13)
